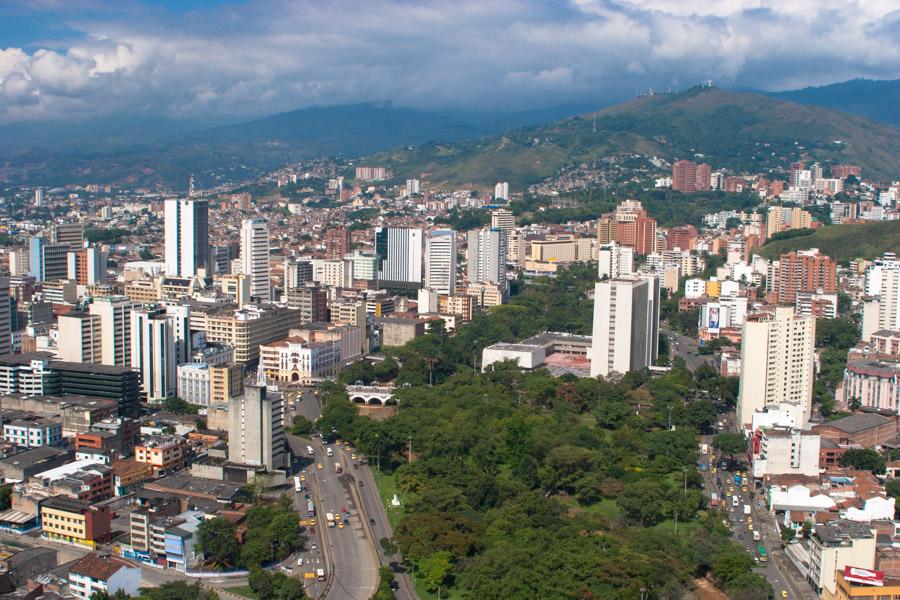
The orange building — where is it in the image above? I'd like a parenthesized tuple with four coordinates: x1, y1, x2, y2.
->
(134, 437, 188, 475)
(777, 250, 837, 304)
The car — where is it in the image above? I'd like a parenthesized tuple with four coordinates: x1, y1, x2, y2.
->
(298, 558, 304, 566)
(338, 522, 344, 529)
(343, 518, 349, 525)
(311, 543, 318, 550)
(317, 463, 323, 469)
(309, 519, 316, 526)
(359, 480, 365, 487)
(300, 475, 306, 481)
(390, 581, 399, 591)
(351, 453, 357, 460)
(781, 592, 788, 598)
(369, 518, 375, 525)
(737, 534, 744, 540)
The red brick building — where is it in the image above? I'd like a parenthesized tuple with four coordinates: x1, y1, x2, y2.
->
(672, 160, 712, 192)
(812, 412, 900, 448)
(324, 227, 351, 260)
(776, 250, 837, 304)
(832, 164, 862, 179)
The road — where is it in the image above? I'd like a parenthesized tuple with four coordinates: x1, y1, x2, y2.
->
(661, 326, 709, 371)
(698, 443, 817, 600)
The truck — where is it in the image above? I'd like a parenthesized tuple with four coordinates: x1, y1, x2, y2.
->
(700, 443, 709, 456)
(334, 463, 343, 474)
(743, 504, 751, 516)
(327, 447, 334, 457)
(294, 476, 302, 492)
(325, 512, 335, 527)
(316, 568, 326, 581)
(752, 530, 761, 542)
(307, 501, 315, 517)
(710, 493, 719, 508)
(306, 445, 315, 456)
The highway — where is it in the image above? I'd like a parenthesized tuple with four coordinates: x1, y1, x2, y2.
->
(698, 442, 817, 600)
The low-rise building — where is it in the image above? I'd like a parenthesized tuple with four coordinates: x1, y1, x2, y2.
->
(2, 415, 62, 448)
(67, 552, 141, 600)
(134, 437, 188, 475)
(750, 427, 820, 477)
(812, 412, 900, 448)
(807, 520, 877, 596)
(40, 496, 112, 548)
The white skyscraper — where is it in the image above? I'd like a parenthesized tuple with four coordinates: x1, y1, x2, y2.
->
(736, 307, 815, 429)
(597, 242, 635, 280)
(406, 179, 420, 196)
(375, 227, 424, 287)
(228, 384, 287, 470)
(589, 275, 659, 378)
(34, 188, 43, 207)
(164, 199, 209, 277)
(425, 230, 458, 295)
(89, 295, 135, 367)
(467, 228, 508, 294)
(131, 307, 177, 402)
(862, 253, 900, 339)
(240, 218, 270, 302)
(494, 182, 509, 202)
(0, 277, 10, 357)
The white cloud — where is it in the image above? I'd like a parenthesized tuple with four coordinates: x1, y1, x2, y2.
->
(0, 0, 898, 123)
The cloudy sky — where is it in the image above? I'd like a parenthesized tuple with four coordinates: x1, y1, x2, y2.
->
(1, 0, 899, 125)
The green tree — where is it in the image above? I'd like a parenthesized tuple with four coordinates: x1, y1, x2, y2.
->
(616, 479, 671, 525)
(380, 537, 399, 555)
(712, 432, 746, 464)
(372, 566, 397, 600)
(288, 415, 314, 435)
(162, 396, 200, 414)
(816, 318, 860, 350)
(781, 527, 796, 544)
(196, 517, 239, 567)
(885, 479, 900, 499)
(248, 567, 274, 598)
(419, 550, 454, 592)
(839, 448, 886, 474)
(143, 582, 218, 600)
(0, 484, 11, 510)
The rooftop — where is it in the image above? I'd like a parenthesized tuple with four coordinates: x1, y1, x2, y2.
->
(68, 553, 133, 581)
(815, 519, 875, 544)
(813, 412, 895, 434)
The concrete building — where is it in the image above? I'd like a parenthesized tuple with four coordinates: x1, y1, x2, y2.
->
(259, 336, 341, 384)
(28, 237, 69, 282)
(135, 437, 188, 475)
(210, 363, 244, 404)
(375, 316, 428, 347)
(177, 363, 211, 406)
(589, 275, 660, 377)
(40, 495, 111, 548)
(2, 415, 62, 448)
(467, 227, 507, 297)
(51, 222, 85, 250)
(737, 307, 815, 430)
(67, 247, 107, 285)
(228, 384, 287, 471)
(425, 229, 458, 295)
(89, 296, 135, 367)
(68, 553, 141, 600)
(164, 198, 209, 277)
(130, 307, 177, 402)
(597, 242, 634, 279)
(240, 218, 270, 302)
(490, 208, 515, 231)
(494, 181, 509, 201)
(204, 304, 298, 364)
(283, 257, 314, 288)
(56, 313, 102, 364)
(840, 361, 900, 412)
(807, 520, 877, 596)
(286, 283, 327, 324)
(776, 249, 837, 305)
(220, 273, 251, 308)
(324, 226, 351, 260)
(750, 427, 820, 477)
(0, 277, 8, 357)
(375, 227, 423, 288)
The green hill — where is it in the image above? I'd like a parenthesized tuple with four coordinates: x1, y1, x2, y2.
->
(758, 220, 900, 263)
(370, 86, 900, 187)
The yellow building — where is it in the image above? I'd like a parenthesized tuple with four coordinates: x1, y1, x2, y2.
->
(705, 279, 721, 298)
(40, 496, 112, 548)
(124, 279, 160, 303)
(210, 364, 244, 404)
(833, 569, 900, 599)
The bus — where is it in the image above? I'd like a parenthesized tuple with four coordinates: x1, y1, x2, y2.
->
(700, 443, 709, 456)
(294, 476, 303, 492)
(307, 501, 315, 517)
(316, 568, 326, 581)
(756, 546, 767, 562)
(325, 512, 335, 527)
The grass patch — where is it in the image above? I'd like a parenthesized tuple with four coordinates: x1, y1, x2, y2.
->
(412, 575, 465, 600)
(557, 496, 622, 521)
(372, 468, 405, 529)
(758, 220, 900, 263)
(225, 586, 257, 599)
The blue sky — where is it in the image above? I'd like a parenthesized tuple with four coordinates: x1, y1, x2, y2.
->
(1, 0, 899, 124)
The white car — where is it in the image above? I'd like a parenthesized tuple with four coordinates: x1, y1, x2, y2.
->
(298, 558, 304, 566)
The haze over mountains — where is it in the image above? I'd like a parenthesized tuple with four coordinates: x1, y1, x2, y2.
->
(0, 79, 897, 189)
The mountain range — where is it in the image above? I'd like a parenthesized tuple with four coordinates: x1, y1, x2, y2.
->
(369, 86, 900, 187)
(0, 79, 897, 189)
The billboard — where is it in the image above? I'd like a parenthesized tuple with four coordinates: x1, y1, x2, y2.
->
(844, 566, 884, 586)
(708, 306, 720, 331)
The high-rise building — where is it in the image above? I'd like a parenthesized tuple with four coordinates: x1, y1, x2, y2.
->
(467, 228, 507, 296)
(283, 257, 314, 289)
(8, 249, 29, 277)
(67, 247, 107, 285)
(164, 199, 209, 277)
(597, 242, 634, 279)
(286, 283, 328, 324)
(221, 273, 251, 308)
(28, 237, 69, 282)
(589, 275, 659, 377)
(736, 307, 815, 429)
(34, 188, 43, 207)
(490, 208, 515, 231)
(672, 160, 712, 192)
(776, 249, 837, 304)
(163, 303, 192, 365)
(863, 258, 900, 339)
(51, 222, 85, 250)
(240, 218, 270, 302)
(324, 227, 351, 260)
(766, 205, 812, 239)
(131, 307, 177, 401)
(203, 304, 298, 364)
(0, 277, 10, 357)
(346, 251, 378, 282)
(605, 200, 657, 255)
(494, 182, 509, 201)
(425, 230, 457, 295)
(406, 179, 420, 196)
(228, 384, 287, 471)
(89, 296, 135, 367)
(374, 227, 423, 288)
(57, 313, 102, 363)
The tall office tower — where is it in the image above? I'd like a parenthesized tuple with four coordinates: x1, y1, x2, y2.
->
(228, 384, 287, 470)
(776, 249, 837, 304)
(29, 237, 69, 282)
(67, 247, 107, 285)
(736, 307, 815, 429)
(283, 257, 314, 289)
(425, 230, 458, 295)
(597, 242, 635, 279)
(406, 179, 420, 196)
(863, 263, 900, 339)
(589, 275, 659, 378)
(346, 251, 378, 282)
(494, 182, 509, 201)
(324, 227, 351, 260)
(130, 307, 177, 401)
(89, 296, 136, 367)
(671, 160, 710, 192)
(8, 249, 29, 277)
(57, 313, 102, 363)
(51, 222, 85, 250)
(790, 161, 806, 187)
(864, 253, 899, 296)
(286, 283, 328, 324)
(164, 198, 209, 277)
(164, 303, 192, 365)
(374, 227, 423, 288)
(34, 188, 43, 207)
(490, 208, 515, 231)
(467, 228, 508, 295)
(240, 218, 270, 302)
(0, 277, 10, 356)
(210, 246, 232, 275)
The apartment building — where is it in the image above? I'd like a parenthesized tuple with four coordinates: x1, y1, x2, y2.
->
(204, 304, 298, 364)
(40, 496, 112, 548)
